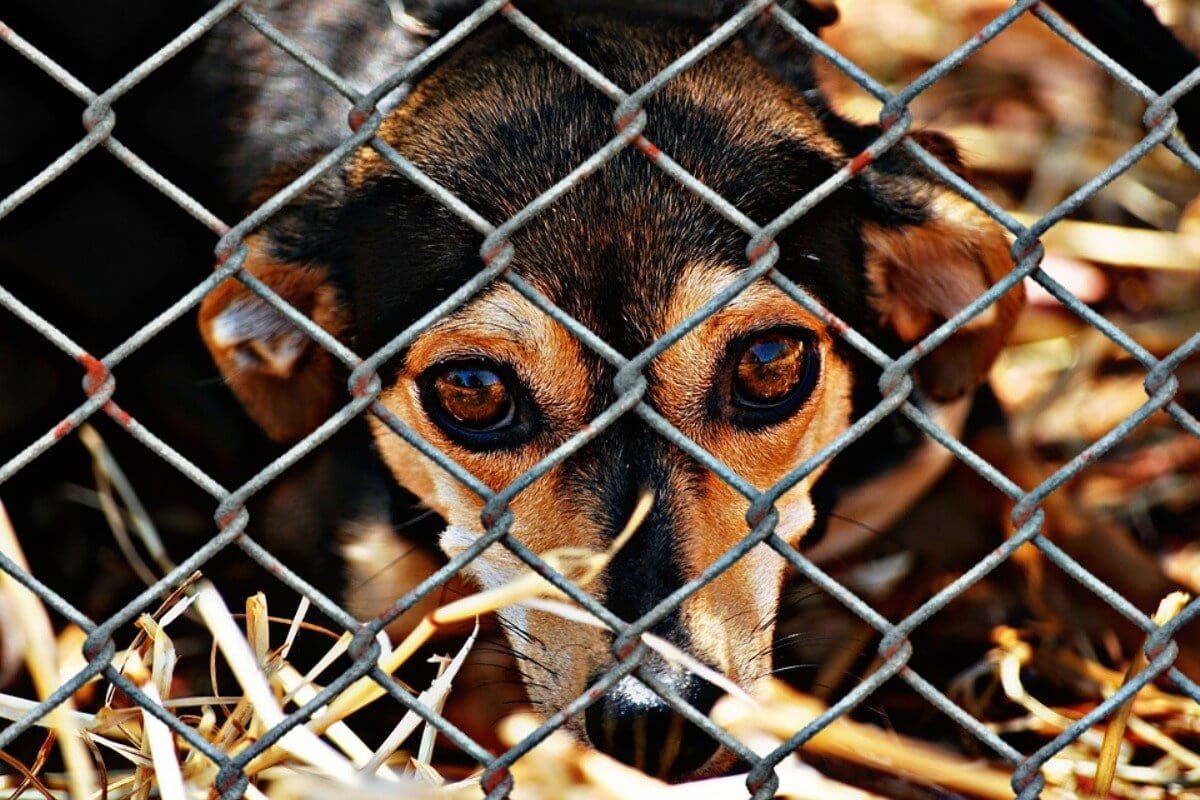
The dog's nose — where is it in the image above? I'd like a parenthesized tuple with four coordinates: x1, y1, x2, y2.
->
(584, 673, 723, 780)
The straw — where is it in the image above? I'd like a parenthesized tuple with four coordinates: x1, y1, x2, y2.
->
(192, 581, 358, 781)
(0, 499, 99, 799)
(1091, 591, 1191, 799)
(713, 678, 1017, 799)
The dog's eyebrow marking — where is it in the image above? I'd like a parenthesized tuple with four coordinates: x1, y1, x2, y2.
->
(421, 288, 537, 348)
(459, 292, 531, 332)
(434, 317, 529, 345)
(661, 260, 827, 338)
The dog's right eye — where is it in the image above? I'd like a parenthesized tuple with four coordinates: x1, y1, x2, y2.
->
(419, 359, 533, 449)
(726, 329, 819, 429)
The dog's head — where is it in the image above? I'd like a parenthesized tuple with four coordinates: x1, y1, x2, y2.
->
(200, 0, 1022, 779)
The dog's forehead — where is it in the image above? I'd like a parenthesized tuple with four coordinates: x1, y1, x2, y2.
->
(346, 15, 865, 354)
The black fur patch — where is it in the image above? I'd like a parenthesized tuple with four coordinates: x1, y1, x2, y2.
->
(560, 415, 698, 641)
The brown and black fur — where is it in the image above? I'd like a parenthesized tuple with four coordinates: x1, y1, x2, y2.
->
(195, 0, 1197, 780)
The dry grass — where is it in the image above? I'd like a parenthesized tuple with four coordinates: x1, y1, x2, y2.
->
(5, 451, 1198, 799)
(0, 487, 889, 800)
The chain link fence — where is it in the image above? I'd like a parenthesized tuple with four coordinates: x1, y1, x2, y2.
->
(1, 1, 1199, 797)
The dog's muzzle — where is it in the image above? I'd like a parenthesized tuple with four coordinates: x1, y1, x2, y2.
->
(583, 669, 723, 780)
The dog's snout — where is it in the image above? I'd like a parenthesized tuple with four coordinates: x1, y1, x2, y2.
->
(584, 673, 723, 780)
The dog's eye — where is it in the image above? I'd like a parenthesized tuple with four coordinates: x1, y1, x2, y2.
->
(735, 334, 807, 406)
(729, 331, 818, 425)
(420, 359, 534, 449)
(431, 363, 514, 429)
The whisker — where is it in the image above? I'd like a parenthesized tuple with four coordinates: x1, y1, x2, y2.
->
(722, 606, 761, 626)
(349, 542, 422, 591)
(828, 511, 888, 539)
(476, 634, 561, 678)
(496, 616, 550, 651)
(485, 649, 560, 678)
(764, 663, 822, 677)
(471, 643, 523, 658)
(478, 678, 548, 693)
(749, 632, 865, 662)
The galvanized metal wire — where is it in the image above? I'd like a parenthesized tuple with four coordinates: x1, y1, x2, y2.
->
(2, 2, 1199, 798)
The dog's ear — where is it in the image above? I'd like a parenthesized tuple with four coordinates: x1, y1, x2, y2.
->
(200, 152, 354, 444)
(199, 235, 350, 443)
(857, 130, 1025, 401)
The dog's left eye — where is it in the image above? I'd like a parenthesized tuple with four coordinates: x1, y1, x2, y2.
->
(419, 359, 533, 449)
(729, 330, 818, 425)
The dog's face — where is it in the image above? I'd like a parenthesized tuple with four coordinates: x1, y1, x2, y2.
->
(201, 6, 1021, 779)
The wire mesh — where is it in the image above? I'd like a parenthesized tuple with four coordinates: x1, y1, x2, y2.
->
(1, 1, 1199, 798)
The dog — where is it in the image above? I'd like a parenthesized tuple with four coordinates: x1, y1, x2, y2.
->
(195, 0, 1196, 781)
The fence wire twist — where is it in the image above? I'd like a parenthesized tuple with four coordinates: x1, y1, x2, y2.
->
(2, 1, 1200, 798)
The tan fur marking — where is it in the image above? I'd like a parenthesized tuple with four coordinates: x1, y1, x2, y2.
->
(340, 519, 444, 638)
(648, 263, 855, 685)
(369, 282, 607, 646)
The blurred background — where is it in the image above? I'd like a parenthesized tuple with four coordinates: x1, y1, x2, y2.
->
(0, 0, 383, 629)
(823, 0, 1200, 596)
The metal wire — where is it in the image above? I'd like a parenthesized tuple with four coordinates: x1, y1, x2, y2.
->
(1, 1, 1198, 798)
